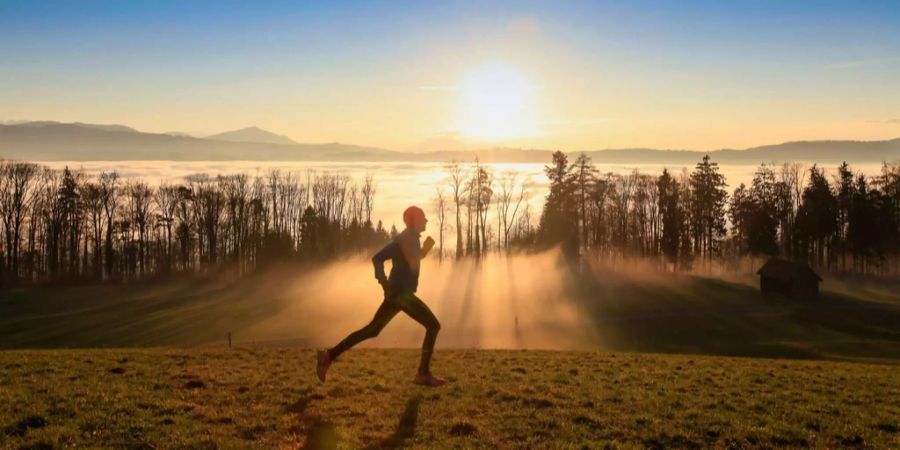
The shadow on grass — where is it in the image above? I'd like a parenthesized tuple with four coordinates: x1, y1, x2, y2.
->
(301, 418, 340, 450)
(565, 270, 900, 361)
(285, 389, 340, 450)
(291, 393, 422, 450)
(0, 269, 295, 348)
(363, 395, 422, 450)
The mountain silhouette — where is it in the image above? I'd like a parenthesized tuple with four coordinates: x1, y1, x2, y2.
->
(0, 121, 396, 161)
(207, 126, 296, 145)
(3, 120, 136, 133)
(1, 120, 898, 163)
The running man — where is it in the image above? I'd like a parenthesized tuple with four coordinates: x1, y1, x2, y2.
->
(316, 206, 446, 386)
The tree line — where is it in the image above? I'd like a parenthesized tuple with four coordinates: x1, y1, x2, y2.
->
(0, 163, 390, 285)
(432, 159, 535, 260)
(534, 151, 900, 275)
(2, 153, 898, 286)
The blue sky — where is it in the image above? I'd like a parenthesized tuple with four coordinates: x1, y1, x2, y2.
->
(2, 1, 899, 150)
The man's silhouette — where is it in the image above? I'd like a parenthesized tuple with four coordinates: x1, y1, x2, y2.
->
(316, 206, 446, 386)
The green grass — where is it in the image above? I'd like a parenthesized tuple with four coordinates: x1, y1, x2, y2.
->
(565, 270, 900, 362)
(0, 272, 292, 348)
(1, 349, 898, 448)
(2, 265, 899, 363)
(2, 263, 899, 447)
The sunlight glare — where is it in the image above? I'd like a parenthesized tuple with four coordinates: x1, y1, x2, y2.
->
(457, 62, 540, 142)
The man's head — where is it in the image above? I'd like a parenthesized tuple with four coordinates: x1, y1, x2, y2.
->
(403, 206, 428, 233)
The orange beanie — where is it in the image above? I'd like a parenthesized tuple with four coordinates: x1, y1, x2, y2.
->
(403, 206, 425, 228)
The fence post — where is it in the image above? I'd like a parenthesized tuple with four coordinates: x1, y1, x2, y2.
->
(228, 332, 232, 349)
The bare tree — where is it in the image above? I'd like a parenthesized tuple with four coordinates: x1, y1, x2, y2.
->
(495, 171, 527, 251)
(99, 171, 120, 279)
(0, 162, 38, 280)
(572, 154, 597, 252)
(80, 180, 105, 279)
(362, 174, 376, 225)
(155, 182, 180, 273)
(446, 161, 466, 258)
(127, 181, 154, 276)
(467, 159, 492, 257)
(432, 187, 448, 259)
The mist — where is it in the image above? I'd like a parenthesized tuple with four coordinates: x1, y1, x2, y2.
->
(240, 248, 596, 350)
(35, 160, 888, 237)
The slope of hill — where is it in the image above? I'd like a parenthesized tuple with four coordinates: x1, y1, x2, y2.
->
(207, 126, 297, 145)
(2, 263, 898, 363)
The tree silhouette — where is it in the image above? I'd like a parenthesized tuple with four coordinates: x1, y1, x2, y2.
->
(689, 155, 728, 262)
(539, 151, 579, 258)
(2, 155, 899, 285)
(795, 165, 838, 268)
(657, 168, 682, 268)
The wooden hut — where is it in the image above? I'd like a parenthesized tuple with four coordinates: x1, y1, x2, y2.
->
(756, 258, 821, 298)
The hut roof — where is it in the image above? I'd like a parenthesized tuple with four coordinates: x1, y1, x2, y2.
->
(756, 258, 822, 282)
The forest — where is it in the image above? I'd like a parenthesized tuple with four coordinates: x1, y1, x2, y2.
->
(533, 152, 900, 275)
(0, 167, 387, 284)
(0, 153, 898, 286)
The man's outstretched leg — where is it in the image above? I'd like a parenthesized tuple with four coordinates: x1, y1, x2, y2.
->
(317, 301, 400, 382)
(395, 293, 445, 386)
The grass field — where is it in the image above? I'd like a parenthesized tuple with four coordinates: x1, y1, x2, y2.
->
(2, 258, 899, 448)
(1, 348, 898, 449)
(2, 259, 899, 362)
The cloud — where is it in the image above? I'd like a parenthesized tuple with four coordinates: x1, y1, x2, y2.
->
(867, 118, 900, 125)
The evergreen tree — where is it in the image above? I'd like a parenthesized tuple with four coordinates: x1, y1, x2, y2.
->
(299, 206, 319, 258)
(795, 165, 838, 267)
(689, 156, 728, 260)
(745, 165, 779, 256)
(835, 162, 855, 270)
(572, 153, 597, 250)
(539, 151, 578, 258)
(657, 168, 682, 267)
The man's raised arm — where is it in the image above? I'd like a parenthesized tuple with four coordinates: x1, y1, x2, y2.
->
(420, 236, 435, 259)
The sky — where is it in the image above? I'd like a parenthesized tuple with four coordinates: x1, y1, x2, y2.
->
(1, 0, 899, 151)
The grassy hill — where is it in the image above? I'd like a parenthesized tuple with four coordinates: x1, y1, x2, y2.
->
(2, 261, 899, 447)
(1, 261, 899, 363)
(564, 269, 900, 362)
(1, 349, 898, 448)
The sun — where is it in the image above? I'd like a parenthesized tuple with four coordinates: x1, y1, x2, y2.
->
(457, 62, 539, 142)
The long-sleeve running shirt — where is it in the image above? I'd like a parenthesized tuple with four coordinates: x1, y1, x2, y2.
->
(372, 228, 421, 294)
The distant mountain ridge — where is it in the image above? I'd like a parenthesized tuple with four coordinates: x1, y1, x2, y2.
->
(2, 120, 136, 133)
(1, 120, 898, 164)
(207, 126, 296, 145)
(0, 121, 395, 161)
